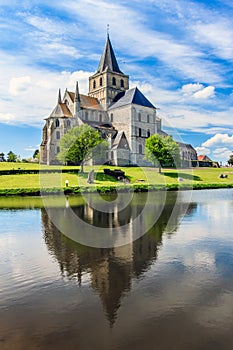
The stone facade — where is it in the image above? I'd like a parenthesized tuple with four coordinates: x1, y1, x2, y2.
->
(40, 35, 197, 167)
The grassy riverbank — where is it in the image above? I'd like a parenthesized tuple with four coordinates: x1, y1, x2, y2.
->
(0, 162, 232, 195)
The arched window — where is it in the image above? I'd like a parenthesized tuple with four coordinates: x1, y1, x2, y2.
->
(93, 80, 96, 89)
(57, 146, 60, 154)
(147, 129, 150, 137)
(139, 144, 143, 154)
(85, 111, 88, 120)
(99, 114, 102, 122)
(120, 79, 124, 88)
(138, 113, 141, 122)
(56, 131, 60, 140)
(99, 77, 103, 86)
(112, 77, 116, 86)
(147, 115, 150, 123)
(139, 127, 142, 137)
(55, 119, 59, 127)
(110, 113, 113, 122)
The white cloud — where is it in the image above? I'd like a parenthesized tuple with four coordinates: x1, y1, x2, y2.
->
(0, 51, 92, 126)
(212, 147, 232, 159)
(194, 22, 233, 60)
(181, 84, 215, 100)
(202, 134, 233, 147)
(39, 42, 82, 59)
(195, 147, 210, 155)
(182, 83, 203, 94)
(24, 146, 38, 152)
(25, 15, 64, 35)
(150, 0, 233, 61)
(197, 135, 233, 162)
(193, 86, 215, 99)
(0, 113, 16, 123)
(9, 76, 31, 96)
(61, 0, 222, 83)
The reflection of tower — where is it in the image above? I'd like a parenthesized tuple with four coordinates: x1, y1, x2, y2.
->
(91, 257, 132, 327)
(41, 193, 197, 326)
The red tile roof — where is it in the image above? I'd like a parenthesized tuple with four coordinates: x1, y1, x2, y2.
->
(198, 155, 205, 161)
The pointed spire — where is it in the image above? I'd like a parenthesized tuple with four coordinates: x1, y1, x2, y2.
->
(74, 81, 81, 117)
(97, 36, 123, 74)
(75, 81, 81, 102)
(58, 88, 62, 103)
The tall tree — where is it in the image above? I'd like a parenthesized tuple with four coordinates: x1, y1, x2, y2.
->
(228, 154, 233, 166)
(145, 134, 181, 173)
(57, 124, 103, 172)
(0, 152, 5, 162)
(33, 149, 39, 159)
(7, 151, 17, 162)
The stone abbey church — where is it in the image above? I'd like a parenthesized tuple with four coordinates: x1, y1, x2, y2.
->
(40, 36, 197, 166)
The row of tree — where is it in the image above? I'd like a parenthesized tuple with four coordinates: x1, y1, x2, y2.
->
(56, 124, 181, 172)
(0, 149, 40, 163)
(0, 151, 20, 162)
(2, 125, 231, 168)
(56, 124, 233, 171)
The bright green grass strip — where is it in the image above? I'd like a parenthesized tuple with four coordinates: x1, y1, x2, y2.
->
(0, 166, 232, 196)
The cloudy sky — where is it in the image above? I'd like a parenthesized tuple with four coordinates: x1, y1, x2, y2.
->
(0, 0, 233, 162)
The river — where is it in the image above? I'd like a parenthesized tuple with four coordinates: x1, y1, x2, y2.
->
(0, 189, 233, 349)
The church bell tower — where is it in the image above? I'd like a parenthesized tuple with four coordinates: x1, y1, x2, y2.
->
(89, 35, 129, 110)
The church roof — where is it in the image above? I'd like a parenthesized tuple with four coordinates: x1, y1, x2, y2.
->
(109, 87, 156, 110)
(48, 102, 72, 118)
(80, 94, 102, 110)
(198, 154, 212, 161)
(177, 141, 197, 151)
(158, 130, 169, 137)
(66, 91, 102, 110)
(97, 35, 123, 74)
(112, 131, 130, 150)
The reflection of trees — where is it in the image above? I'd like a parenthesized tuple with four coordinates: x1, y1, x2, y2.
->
(42, 192, 196, 326)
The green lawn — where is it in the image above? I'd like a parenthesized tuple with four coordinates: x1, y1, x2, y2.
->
(0, 162, 80, 171)
(0, 162, 232, 190)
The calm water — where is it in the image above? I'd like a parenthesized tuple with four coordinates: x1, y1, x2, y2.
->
(1, 189, 233, 350)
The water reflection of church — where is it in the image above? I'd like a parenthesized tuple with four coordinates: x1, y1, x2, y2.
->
(42, 194, 196, 326)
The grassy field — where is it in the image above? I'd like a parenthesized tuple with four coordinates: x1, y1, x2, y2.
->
(0, 162, 232, 194)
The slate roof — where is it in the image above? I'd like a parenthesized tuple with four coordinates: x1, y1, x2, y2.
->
(158, 130, 169, 137)
(112, 131, 129, 150)
(109, 87, 156, 110)
(97, 35, 123, 74)
(177, 142, 197, 151)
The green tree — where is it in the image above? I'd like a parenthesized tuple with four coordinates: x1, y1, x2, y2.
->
(32, 149, 40, 163)
(57, 125, 103, 172)
(0, 152, 5, 162)
(7, 151, 17, 162)
(33, 149, 39, 159)
(228, 154, 233, 166)
(145, 134, 181, 173)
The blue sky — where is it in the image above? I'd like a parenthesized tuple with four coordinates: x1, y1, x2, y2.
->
(0, 0, 233, 162)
